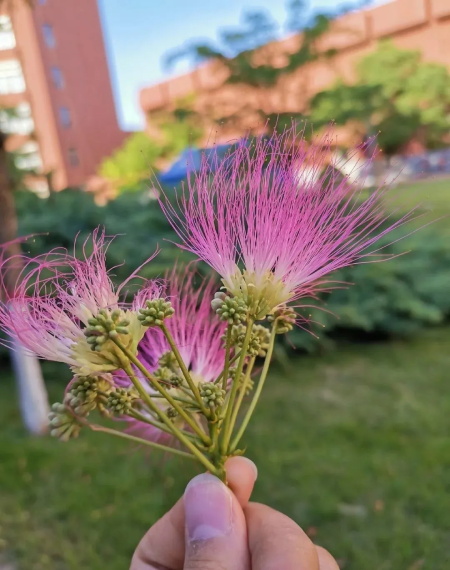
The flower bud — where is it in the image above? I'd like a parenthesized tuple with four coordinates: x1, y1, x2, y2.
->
(138, 298, 175, 327)
(106, 388, 138, 415)
(212, 292, 248, 324)
(48, 402, 82, 441)
(268, 305, 297, 334)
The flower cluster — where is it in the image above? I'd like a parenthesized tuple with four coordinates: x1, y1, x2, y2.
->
(0, 127, 414, 480)
(160, 129, 413, 320)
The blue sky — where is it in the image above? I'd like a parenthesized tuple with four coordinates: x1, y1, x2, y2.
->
(98, 0, 384, 130)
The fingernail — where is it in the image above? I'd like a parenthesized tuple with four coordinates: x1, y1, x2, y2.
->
(184, 473, 233, 542)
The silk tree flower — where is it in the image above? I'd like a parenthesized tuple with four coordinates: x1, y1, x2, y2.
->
(123, 267, 227, 442)
(0, 230, 157, 375)
(160, 129, 414, 319)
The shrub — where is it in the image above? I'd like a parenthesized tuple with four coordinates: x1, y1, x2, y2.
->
(14, 190, 450, 353)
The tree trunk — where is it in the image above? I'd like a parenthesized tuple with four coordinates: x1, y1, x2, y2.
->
(0, 132, 50, 435)
(9, 338, 50, 434)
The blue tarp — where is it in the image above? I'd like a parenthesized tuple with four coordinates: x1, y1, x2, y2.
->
(158, 143, 240, 184)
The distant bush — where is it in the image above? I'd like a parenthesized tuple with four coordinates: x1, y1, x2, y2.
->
(16, 187, 193, 282)
(286, 227, 450, 351)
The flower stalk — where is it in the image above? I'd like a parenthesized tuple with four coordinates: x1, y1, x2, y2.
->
(230, 322, 278, 452)
(219, 318, 254, 454)
(159, 323, 209, 416)
(113, 339, 211, 445)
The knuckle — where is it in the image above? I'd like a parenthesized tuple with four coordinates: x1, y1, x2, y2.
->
(251, 510, 315, 559)
(184, 557, 227, 570)
(184, 540, 228, 570)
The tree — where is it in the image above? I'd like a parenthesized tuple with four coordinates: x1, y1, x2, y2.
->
(98, 121, 202, 195)
(0, 0, 50, 434)
(0, 132, 50, 435)
(98, 132, 162, 194)
(163, 0, 373, 132)
(310, 41, 450, 154)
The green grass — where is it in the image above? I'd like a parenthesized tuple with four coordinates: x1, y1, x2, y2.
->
(1, 329, 450, 569)
(391, 176, 450, 234)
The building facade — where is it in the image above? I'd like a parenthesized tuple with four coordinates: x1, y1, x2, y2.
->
(139, 0, 450, 143)
(0, 0, 124, 194)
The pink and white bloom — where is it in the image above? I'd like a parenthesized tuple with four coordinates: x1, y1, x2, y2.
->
(0, 230, 157, 375)
(160, 129, 413, 318)
(123, 267, 226, 442)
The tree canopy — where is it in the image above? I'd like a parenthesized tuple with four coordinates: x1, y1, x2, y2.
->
(310, 41, 450, 154)
(98, 115, 202, 195)
(163, 0, 371, 130)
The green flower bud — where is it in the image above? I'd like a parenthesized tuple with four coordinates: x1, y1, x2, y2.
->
(229, 368, 254, 395)
(138, 298, 175, 327)
(167, 407, 178, 419)
(268, 305, 297, 334)
(66, 375, 112, 416)
(106, 388, 138, 415)
(84, 309, 131, 351)
(48, 402, 82, 441)
(158, 350, 179, 372)
(199, 382, 226, 409)
(227, 323, 270, 357)
(212, 292, 248, 324)
(154, 366, 182, 387)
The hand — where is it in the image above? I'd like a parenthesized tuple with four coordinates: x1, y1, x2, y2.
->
(131, 457, 339, 569)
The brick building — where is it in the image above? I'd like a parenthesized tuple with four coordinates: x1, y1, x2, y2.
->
(0, 0, 124, 194)
(139, 0, 450, 142)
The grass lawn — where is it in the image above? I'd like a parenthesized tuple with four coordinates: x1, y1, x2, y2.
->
(1, 328, 450, 569)
(391, 176, 450, 234)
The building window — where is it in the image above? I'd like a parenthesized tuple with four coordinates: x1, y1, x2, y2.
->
(0, 60, 26, 94)
(14, 141, 42, 171)
(0, 102, 34, 134)
(42, 23, 55, 48)
(68, 147, 79, 167)
(0, 15, 16, 50)
(51, 66, 64, 89)
(58, 106, 71, 128)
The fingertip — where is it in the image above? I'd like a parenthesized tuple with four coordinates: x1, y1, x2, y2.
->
(226, 455, 258, 480)
(225, 456, 258, 507)
(316, 545, 340, 569)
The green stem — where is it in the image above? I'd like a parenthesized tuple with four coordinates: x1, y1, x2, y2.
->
(213, 351, 241, 384)
(220, 318, 254, 454)
(122, 364, 218, 473)
(149, 393, 197, 406)
(89, 424, 197, 460)
(228, 355, 256, 435)
(112, 338, 210, 445)
(222, 325, 232, 391)
(160, 323, 209, 416)
(230, 323, 277, 452)
(128, 409, 196, 441)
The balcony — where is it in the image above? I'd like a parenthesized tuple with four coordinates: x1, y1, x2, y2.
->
(0, 15, 16, 51)
(0, 102, 34, 135)
(0, 59, 26, 96)
(14, 141, 42, 172)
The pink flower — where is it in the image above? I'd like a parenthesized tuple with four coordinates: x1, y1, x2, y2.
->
(123, 266, 226, 442)
(0, 230, 157, 375)
(160, 129, 413, 318)
(141, 267, 225, 381)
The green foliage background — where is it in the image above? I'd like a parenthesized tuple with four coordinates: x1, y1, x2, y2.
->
(15, 182, 450, 354)
(311, 41, 450, 154)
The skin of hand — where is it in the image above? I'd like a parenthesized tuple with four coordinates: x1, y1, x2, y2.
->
(131, 456, 339, 570)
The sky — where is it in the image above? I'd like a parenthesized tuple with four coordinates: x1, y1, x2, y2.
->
(98, 0, 386, 131)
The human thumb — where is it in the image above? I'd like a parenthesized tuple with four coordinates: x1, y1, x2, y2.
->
(183, 473, 250, 570)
